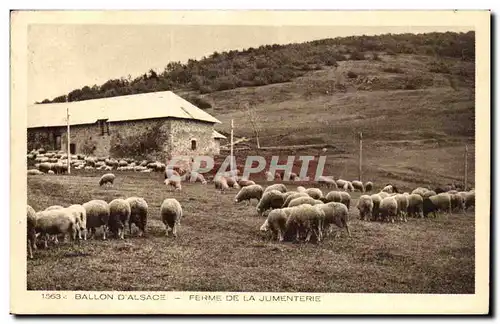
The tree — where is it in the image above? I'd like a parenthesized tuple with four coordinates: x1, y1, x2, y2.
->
(243, 102, 261, 149)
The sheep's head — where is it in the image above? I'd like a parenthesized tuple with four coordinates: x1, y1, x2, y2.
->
(259, 220, 269, 232)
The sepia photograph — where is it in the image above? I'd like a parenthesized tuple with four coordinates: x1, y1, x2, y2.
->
(10, 10, 490, 315)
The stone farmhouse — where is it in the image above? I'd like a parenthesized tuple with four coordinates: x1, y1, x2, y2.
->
(27, 91, 227, 162)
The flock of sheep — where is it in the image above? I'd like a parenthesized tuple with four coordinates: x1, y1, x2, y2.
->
(27, 149, 169, 175)
(26, 149, 476, 258)
(26, 192, 183, 259)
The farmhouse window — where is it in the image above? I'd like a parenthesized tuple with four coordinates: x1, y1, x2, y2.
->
(97, 119, 110, 136)
(191, 139, 197, 150)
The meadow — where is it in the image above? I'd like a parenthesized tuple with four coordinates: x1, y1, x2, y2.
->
(27, 172, 475, 293)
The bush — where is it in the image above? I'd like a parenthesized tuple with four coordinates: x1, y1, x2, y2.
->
(347, 71, 358, 79)
(372, 52, 381, 61)
(349, 51, 365, 60)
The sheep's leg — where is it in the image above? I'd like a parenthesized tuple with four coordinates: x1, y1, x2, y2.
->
(305, 229, 312, 243)
(172, 224, 178, 238)
(102, 225, 107, 240)
(83, 228, 87, 241)
(44, 233, 49, 249)
(277, 229, 284, 242)
(28, 241, 33, 259)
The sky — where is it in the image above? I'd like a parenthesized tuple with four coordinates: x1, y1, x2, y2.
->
(27, 24, 474, 104)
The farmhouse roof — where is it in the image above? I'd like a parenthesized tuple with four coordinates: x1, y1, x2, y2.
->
(212, 130, 227, 139)
(28, 91, 221, 128)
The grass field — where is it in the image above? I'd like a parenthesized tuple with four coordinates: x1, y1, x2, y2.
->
(27, 172, 475, 293)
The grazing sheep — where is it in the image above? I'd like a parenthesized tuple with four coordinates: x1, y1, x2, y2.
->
(379, 196, 398, 223)
(435, 184, 455, 194)
(188, 171, 207, 184)
(340, 192, 351, 209)
(67, 204, 87, 240)
(264, 183, 287, 194)
(164, 178, 182, 191)
(364, 181, 374, 192)
(165, 168, 181, 180)
(27, 169, 43, 176)
(357, 195, 374, 221)
(423, 193, 452, 218)
(450, 193, 466, 213)
(108, 199, 131, 239)
(286, 204, 325, 243)
(411, 187, 430, 197)
(34, 208, 80, 248)
(407, 194, 424, 218)
(460, 191, 475, 211)
(394, 194, 409, 222)
(234, 184, 264, 204)
(352, 180, 365, 192)
(324, 191, 342, 203)
(378, 191, 390, 199)
(296, 186, 307, 193)
(317, 176, 338, 189)
(319, 202, 351, 237)
(99, 173, 116, 187)
(27, 205, 37, 259)
(225, 176, 239, 188)
(282, 192, 309, 208)
(160, 198, 183, 238)
(259, 208, 291, 242)
(214, 177, 230, 192)
(83, 200, 110, 240)
(256, 190, 285, 216)
(336, 179, 347, 188)
(125, 197, 148, 236)
(289, 172, 299, 181)
(422, 190, 437, 199)
(305, 187, 324, 200)
(343, 181, 354, 192)
(288, 196, 322, 208)
(238, 179, 256, 187)
(370, 193, 383, 221)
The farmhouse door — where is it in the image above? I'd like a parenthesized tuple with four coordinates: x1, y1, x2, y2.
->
(55, 135, 61, 150)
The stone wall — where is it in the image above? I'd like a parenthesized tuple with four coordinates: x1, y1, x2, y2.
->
(28, 117, 220, 161)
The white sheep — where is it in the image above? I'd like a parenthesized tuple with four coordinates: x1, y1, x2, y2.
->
(357, 195, 374, 221)
(340, 192, 351, 209)
(256, 190, 285, 216)
(214, 177, 230, 192)
(108, 199, 131, 239)
(259, 208, 291, 242)
(324, 191, 342, 203)
(288, 196, 323, 208)
(34, 208, 80, 248)
(286, 204, 325, 243)
(237, 179, 256, 187)
(305, 187, 324, 200)
(342, 181, 354, 192)
(352, 180, 365, 192)
(296, 186, 307, 193)
(263, 183, 287, 194)
(459, 191, 475, 211)
(99, 173, 116, 187)
(83, 200, 110, 240)
(317, 176, 338, 189)
(234, 184, 264, 204)
(381, 184, 398, 194)
(27, 169, 43, 176)
(407, 193, 424, 218)
(188, 171, 207, 184)
(66, 204, 87, 240)
(378, 191, 390, 199)
(27, 205, 37, 259)
(282, 192, 309, 208)
(318, 202, 351, 237)
(160, 198, 183, 238)
(164, 178, 182, 191)
(125, 197, 148, 236)
(450, 193, 466, 213)
(394, 194, 409, 222)
(379, 196, 398, 223)
(370, 193, 383, 221)
(422, 190, 437, 198)
(423, 193, 452, 218)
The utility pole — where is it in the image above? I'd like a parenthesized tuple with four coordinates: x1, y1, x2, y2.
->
(230, 119, 234, 173)
(67, 107, 71, 174)
(464, 144, 468, 191)
(358, 132, 363, 182)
